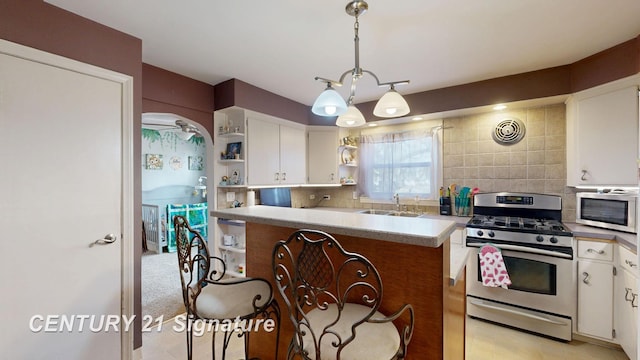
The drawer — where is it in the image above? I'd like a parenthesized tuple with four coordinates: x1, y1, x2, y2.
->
(577, 240, 614, 261)
(618, 245, 639, 277)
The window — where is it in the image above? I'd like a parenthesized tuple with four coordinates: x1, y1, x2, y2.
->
(359, 124, 441, 200)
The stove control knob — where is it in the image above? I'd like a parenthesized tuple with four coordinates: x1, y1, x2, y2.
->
(550, 236, 558, 244)
(477, 230, 484, 237)
(488, 231, 495, 238)
(536, 235, 544, 243)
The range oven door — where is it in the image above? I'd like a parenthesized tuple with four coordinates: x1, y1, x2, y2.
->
(466, 238, 576, 340)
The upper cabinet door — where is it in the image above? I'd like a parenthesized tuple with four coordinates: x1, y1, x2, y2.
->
(567, 81, 639, 187)
(279, 125, 307, 184)
(308, 129, 339, 184)
(246, 116, 307, 186)
(247, 117, 280, 185)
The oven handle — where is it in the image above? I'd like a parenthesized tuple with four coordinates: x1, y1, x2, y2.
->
(467, 242, 573, 259)
(469, 299, 568, 326)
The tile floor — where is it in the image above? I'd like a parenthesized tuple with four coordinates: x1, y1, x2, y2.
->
(465, 317, 628, 360)
(142, 314, 629, 359)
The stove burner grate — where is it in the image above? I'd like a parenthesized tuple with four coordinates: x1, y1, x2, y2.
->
(467, 215, 570, 235)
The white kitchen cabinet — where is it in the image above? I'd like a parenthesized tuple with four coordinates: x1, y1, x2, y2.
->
(614, 245, 638, 360)
(279, 124, 307, 184)
(566, 76, 639, 187)
(308, 127, 339, 184)
(576, 239, 615, 340)
(247, 116, 306, 186)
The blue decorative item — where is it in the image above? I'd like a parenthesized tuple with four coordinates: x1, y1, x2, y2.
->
(166, 202, 208, 252)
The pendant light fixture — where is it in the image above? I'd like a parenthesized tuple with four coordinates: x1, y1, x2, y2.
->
(312, 1, 410, 127)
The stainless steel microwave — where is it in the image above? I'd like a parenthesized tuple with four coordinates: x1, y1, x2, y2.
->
(576, 192, 637, 233)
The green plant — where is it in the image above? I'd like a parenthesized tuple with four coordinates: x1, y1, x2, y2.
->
(142, 128, 161, 143)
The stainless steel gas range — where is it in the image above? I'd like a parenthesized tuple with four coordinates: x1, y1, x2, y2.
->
(465, 192, 576, 341)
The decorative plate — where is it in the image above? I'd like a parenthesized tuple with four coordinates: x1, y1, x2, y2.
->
(341, 148, 353, 164)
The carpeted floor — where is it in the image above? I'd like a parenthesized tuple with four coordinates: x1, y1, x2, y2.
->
(142, 251, 185, 321)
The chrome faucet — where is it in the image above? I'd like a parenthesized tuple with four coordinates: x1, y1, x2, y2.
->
(393, 193, 400, 211)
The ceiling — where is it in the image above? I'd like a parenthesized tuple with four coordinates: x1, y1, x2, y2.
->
(46, 0, 640, 110)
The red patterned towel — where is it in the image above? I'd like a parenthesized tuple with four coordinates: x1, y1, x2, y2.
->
(479, 244, 512, 289)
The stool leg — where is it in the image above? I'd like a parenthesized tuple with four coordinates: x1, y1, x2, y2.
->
(186, 315, 193, 360)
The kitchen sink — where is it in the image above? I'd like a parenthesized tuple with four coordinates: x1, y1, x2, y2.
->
(387, 211, 421, 217)
(357, 209, 422, 217)
(357, 209, 391, 215)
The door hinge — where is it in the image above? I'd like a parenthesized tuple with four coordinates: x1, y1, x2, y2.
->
(613, 266, 617, 276)
(612, 329, 616, 339)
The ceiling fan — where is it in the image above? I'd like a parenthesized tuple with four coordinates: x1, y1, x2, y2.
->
(174, 119, 201, 140)
(141, 113, 201, 140)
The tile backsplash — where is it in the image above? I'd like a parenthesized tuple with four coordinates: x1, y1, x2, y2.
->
(240, 102, 577, 221)
(442, 103, 575, 222)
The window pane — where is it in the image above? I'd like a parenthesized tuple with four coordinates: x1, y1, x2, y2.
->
(364, 135, 433, 198)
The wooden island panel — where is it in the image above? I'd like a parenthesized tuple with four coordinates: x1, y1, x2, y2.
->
(244, 222, 463, 359)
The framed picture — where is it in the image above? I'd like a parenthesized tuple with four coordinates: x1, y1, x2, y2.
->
(145, 154, 163, 170)
(188, 155, 204, 170)
(169, 156, 182, 171)
(225, 142, 242, 159)
(230, 169, 242, 185)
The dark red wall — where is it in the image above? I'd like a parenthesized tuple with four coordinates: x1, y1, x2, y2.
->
(570, 37, 640, 92)
(211, 34, 640, 126)
(357, 66, 573, 121)
(215, 78, 311, 124)
(0, 0, 144, 349)
(354, 36, 640, 126)
(142, 64, 215, 138)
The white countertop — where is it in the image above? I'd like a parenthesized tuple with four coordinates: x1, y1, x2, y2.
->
(565, 222, 637, 251)
(212, 205, 457, 248)
(450, 244, 471, 286)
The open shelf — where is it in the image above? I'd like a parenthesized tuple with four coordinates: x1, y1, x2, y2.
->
(217, 218, 245, 226)
(217, 185, 247, 189)
(218, 245, 246, 254)
(218, 132, 244, 138)
(225, 270, 245, 278)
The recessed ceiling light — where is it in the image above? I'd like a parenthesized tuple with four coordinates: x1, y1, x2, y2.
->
(493, 104, 507, 111)
(367, 123, 378, 127)
(411, 116, 423, 121)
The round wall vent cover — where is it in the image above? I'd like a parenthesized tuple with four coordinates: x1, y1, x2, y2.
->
(492, 118, 526, 145)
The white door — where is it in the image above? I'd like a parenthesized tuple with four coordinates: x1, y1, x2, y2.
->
(0, 41, 133, 359)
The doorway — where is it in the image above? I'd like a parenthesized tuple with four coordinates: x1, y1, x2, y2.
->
(140, 113, 214, 322)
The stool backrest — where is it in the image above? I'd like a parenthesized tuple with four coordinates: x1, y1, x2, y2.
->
(273, 229, 384, 358)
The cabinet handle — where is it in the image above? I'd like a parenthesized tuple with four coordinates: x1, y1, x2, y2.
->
(625, 287, 634, 302)
(633, 293, 638, 308)
(582, 271, 591, 285)
(274, 172, 279, 181)
(330, 173, 334, 181)
(625, 259, 638, 268)
(586, 248, 605, 255)
(282, 172, 287, 181)
(581, 170, 588, 181)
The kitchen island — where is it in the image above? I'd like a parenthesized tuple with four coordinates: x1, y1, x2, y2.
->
(212, 206, 465, 359)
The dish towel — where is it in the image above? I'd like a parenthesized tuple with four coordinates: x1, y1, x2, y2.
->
(479, 244, 512, 289)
